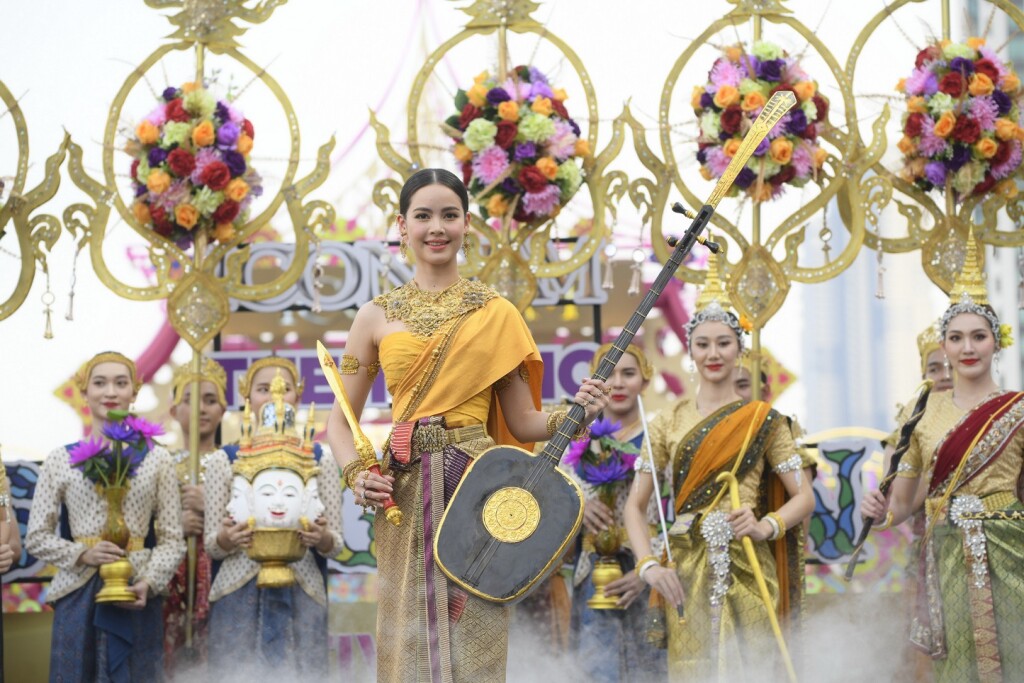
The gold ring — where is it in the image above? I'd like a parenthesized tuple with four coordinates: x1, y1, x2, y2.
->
(603, 387, 611, 395)
(588, 399, 596, 405)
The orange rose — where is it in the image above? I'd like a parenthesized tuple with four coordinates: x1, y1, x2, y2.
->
(1002, 72, 1021, 93)
(213, 222, 236, 243)
(552, 88, 568, 102)
(181, 81, 200, 93)
(996, 118, 1018, 141)
(487, 193, 509, 217)
(933, 111, 956, 138)
(692, 86, 705, 109)
(236, 133, 253, 155)
(969, 73, 995, 97)
(741, 91, 767, 112)
(146, 169, 171, 194)
(225, 178, 250, 202)
(136, 121, 160, 145)
(813, 147, 828, 168)
(895, 78, 907, 93)
(897, 135, 917, 155)
(793, 81, 816, 101)
(473, 71, 489, 85)
(574, 138, 591, 157)
(192, 120, 215, 147)
(174, 204, 199, 230)
(975, 137, 999, 159)
(531, 97, 554, 116)
(907, 96, 928, 114)
(454, 143, 473, 162)
(536, 157, 559, 180)
(132, 201, 151, 225)
(723, 138, 742, 158)
(497, 101, 519, 121)
(700, 165, 714, 181)
(769, 138, 793, 165)
(725, 45, 743, 62)
(713, 85, 740, 109)
(467, 83, 488, 107)
(967, 37, 986, 50)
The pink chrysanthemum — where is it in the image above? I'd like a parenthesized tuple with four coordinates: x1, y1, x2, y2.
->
(471, 145, 510, 185)
(145, 105, 167, 127)
(791, 144, 813, 177)
(767, 112, 791, 140)
(784, 61, 809, 83)
(706, 148, 731, 176)
(522, 184, 561, 216)
(709, 58, 743, 88)
(918, 118, 947, 156)
(992, 140, 1022, 179)
(547, 120, 578, 161)
(904, 67, 939, 97)
(501, 78, 532, 102)
(155, 179, 190, 211)
(970, 96, 999, 130)
(979, 47, 1009, 79)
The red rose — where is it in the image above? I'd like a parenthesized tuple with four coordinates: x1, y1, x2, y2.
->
(130, 158, 140, 180)
(513, 201, 529, 223)
(951, 116, 981, 144)
(212, 199, 240, 224)
(150, 206, 173, 236)
(993, 141, 1012, 167)
(938, 72, 966, 97)
(165, 99, 190, 123)
(812, 94, 829, 123)
(803, 123, 818, 140)
(551, 99, 569, 119)
(974, 59, 1000, 83)
(771, 165, 797, 186)
(242, 119, 254, 139)
(518, 165, 550, 193)
(770, 84, 797, 98)
(495, 121, 518, 149)
(458, 104, 482, 130)
(904, 112, 926, 138)
(461, 161, 472, 185)
(200, 161, 231, 190)
(167, 148, 196, 177)
(720, 106, 743, 135)
(916, 45, 942, 69)
(973, 172, 997, 195)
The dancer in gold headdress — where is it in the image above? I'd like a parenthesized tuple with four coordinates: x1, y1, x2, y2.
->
(26, 351, 185, 681)
(862, 232, 1024, 682)
(162, 356, 227, 676)
(325, 169, 610, 683)
(622, 254, 815, 681)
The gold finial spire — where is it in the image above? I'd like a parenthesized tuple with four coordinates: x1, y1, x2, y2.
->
(948, 228, 988, 307)
(695, 250, 733, 312)
(271, 370, 286, 433)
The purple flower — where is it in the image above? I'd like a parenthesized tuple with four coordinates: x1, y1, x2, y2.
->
(787, 109, 808, 135)
(589, 418, 621, 439)
(904, 68, 939, 97)
(567, 118, 581, 137)
(562, 439, 589, 468)
(162, 87, 179, 102)
(944, 144, 972, 171)
(523, 185, 561, 216)
(486, 87, 511, 105)
(992, 140, 1022, 179)
(530, 81, 554, 100)
(768, 112, 791, 139)
(709, 59, 743, 88)
(949, 57, 975, 76)
(700, 92, 714, 109)
(513, 142, 537, 162)
(215, 101, 231, 124)
(924, 161, 947, 187)
(992, 90, 1012, 116)
(125, 415, 165, 449)
(718, 130, 732, 141)
(500, 177, 521, 195)
(791, 145, 813, 177)
(734, 167, 756, 189)
(148, 147, 168, 167)
(753, 137, 771, 157)
(102, 421, 136, 443)
(696, 147, 709, 164)
(706, 148, 731, 176)
(222, 150, 247, 177)
(216, 121, 240, 147)
(68, 436, 109, 467)
(580, 457, 634, 486)
(971, 96, 999, 130)
(472, 145, 510, 184)
(757, 59, 785, 81)
(528, 66, 549, 85)
(135, 184, 149, 198)
(191, 148, 223, 185)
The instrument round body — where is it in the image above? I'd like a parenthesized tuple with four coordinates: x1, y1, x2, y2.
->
(434, 444, 584, 604)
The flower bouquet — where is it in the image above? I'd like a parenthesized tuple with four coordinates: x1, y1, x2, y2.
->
(445, 65, 588, 225)
(693, 41, 829, 202)
(896, 37, 1024, 198)
(564, 417, 639, 610)
(126, 83, 263, 246)
(68, 410, 164, 602)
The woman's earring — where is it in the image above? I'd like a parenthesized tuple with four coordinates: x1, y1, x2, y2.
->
(995, 351, 1002, 381)
(399, 236, 408, 262)
(463, 233, 471, 258)
(686, 357, 697, 379)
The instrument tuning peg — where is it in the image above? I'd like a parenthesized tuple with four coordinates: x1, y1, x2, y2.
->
(666, 235, 720, 254)
(671, 202, 697, 219)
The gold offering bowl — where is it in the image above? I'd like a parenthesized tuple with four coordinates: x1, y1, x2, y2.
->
(587, 524, 626, 610)
(95, 558, 137, 603)
(247, 527, 305, 588)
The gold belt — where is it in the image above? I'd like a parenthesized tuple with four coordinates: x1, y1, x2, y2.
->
(926, 490, 1021, 522)
(76, 536, 146, 552)
(411, 423, 487, 454)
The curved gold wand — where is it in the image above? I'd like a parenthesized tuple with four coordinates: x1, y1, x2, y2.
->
(715, 471, 798, 683)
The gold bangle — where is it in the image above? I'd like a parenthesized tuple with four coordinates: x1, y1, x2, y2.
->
(873, 511, 894, 532)
(766, 512, 787, 539)
(633, 554, 661, 576)
(546, 410, 566, 438)
(342, 460, 365, 490)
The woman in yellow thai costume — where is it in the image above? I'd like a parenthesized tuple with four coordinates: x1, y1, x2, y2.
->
(325, 168, 609, 683)
(862, 234, 1024, 683)
(622, 254, 814, 682)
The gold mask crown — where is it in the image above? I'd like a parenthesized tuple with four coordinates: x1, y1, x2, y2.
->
(171, 357, 227, 406)
(233, 370, 319, 484)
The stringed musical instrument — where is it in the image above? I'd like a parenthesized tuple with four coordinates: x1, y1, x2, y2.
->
(434, 92, 798, 603)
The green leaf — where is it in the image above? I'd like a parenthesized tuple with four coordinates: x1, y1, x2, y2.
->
(454, 89, 469, 111)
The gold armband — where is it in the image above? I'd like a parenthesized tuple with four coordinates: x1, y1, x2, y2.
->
(340, 354, 382, 382)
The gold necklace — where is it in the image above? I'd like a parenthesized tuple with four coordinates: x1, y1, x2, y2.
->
(373, 278, 495, 339)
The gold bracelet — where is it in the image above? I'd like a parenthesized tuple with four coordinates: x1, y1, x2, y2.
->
(766, 512, 787, 539)
(546, 410, 566, 438)
(342, 460, 366, 490)
(633, 554, 661, 576)
(873, 511, 894, 532)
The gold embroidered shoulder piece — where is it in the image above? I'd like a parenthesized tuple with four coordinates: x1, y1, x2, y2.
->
(372, 278, 496, 340)
(340, 354, 381, 382)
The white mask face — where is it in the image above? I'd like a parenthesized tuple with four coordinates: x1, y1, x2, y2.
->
(303, 477, 325, 521)
(252, 469, 304, 529)
(227, 476, 253, 524)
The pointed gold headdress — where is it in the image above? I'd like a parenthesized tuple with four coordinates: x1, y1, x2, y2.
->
(590, 342, 654, 381)
(74, 351, 142, 393)
(684, 251, 746, 349)
(171, 356, 227, 406)
(917, 320, 943, 376)
(238, 355, 305, 400)
(939, 228, 1006, 347)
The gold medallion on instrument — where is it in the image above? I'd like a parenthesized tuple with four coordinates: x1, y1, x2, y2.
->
(481, 487, 541, 543)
